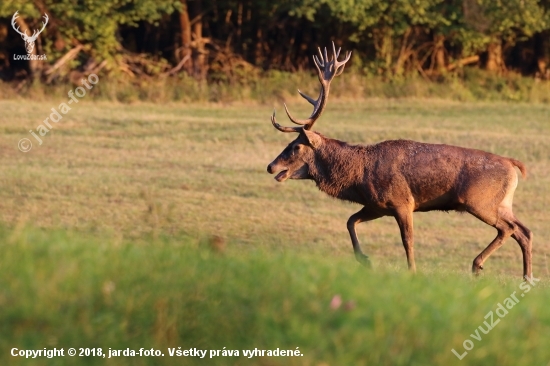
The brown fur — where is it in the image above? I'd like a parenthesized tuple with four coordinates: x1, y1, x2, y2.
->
(268, 131, 533, 278)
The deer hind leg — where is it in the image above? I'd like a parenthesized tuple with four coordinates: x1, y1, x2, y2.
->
(511, 217, 533, 279)
(467, 171, 531, 277)
(347, 208, 383, 267)
(469, 206, 520, 275)
(394, 208, 416, 273)
(471, 221, 512, 275)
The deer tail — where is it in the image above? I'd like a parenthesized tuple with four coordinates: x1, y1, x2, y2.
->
(509, 158, 527, 179)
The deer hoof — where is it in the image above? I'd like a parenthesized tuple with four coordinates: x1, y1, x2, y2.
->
(355, 254, 372, 268)
(472, 261, 484, 275)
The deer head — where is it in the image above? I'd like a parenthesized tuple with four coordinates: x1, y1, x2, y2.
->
(11, 11, 49, 54)
(267, 42, 351, 182)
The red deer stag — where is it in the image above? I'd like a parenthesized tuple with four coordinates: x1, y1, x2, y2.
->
(267, 43, 532, 278)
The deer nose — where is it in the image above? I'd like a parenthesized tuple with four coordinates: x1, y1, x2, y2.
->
(267, 164, 274, 174)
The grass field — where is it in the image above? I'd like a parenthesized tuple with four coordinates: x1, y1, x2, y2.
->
(1, 98, 550, 365)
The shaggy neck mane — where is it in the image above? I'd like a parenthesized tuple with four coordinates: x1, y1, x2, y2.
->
(309, 136, 371, 199)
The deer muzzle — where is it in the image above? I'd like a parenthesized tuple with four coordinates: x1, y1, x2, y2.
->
(267, 163, 289, 182)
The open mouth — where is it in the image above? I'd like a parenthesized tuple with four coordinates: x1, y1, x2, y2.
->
(275, 169, 289, 182)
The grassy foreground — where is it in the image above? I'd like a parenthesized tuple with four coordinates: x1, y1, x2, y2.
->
(1, 226, 550, 366)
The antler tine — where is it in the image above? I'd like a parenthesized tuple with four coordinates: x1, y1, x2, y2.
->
(40, 13, 49, 31)
(283, 103, 309, 126)
(29, 13, 49, 40)
(11, 11, 29, 37)
(271, 110, 302, 133)
(313, 55, 321, 68)
(334, 51, 352, 76)
(277, 41, 352, 131)
(297, 89, 316, 106)
(312, 54, 323, 77)
(316, 47, 325, 66)
(335, 50, 352, 68)
(332, 42, 342, 60)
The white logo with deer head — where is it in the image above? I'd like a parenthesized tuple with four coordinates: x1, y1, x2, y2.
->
(11, 11, 48, 54)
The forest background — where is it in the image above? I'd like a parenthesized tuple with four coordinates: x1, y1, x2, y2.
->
(0, 0, 549, 102)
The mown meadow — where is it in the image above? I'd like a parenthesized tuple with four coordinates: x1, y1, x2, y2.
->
(1, 98, 549, 365)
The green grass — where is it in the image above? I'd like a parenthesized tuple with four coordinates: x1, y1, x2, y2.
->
(3, 70, 550, 104)
(2, 226, 550, 366)
(1, 99, 550, 364)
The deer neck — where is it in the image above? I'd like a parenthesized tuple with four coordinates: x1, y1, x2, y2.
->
(309, 139, 367, 200)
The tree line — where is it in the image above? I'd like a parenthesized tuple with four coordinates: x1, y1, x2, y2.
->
(0, 0, 549, 84)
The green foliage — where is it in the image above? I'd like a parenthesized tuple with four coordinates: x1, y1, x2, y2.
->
(478, 0, 548, 37)
(456, 0, 550, 55)
(0, 0, 180, 69)
(1, 225, 550, 365)
(0, 0, 549, 81)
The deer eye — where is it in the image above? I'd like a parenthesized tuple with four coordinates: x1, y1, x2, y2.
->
(293, 145, 301, 152)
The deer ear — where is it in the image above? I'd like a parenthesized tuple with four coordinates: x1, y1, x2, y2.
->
(303, 130, 322, 149)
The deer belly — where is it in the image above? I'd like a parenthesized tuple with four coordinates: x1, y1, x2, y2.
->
(414, 192, 461, 212)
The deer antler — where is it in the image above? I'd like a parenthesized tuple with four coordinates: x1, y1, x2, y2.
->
(11, 11, 48, 41)
(11, 11, 30, 38)
(271, 110, 303, 133)
(282, 42, 351, 131)
(29, 13, 48, 41)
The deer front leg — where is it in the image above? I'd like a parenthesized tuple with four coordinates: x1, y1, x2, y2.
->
(394, 208, 416, 273)
(347, 208, 383, 267)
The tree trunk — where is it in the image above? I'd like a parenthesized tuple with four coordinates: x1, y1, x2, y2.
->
(179, 0, 193, 75)
(534, 31, 549, 78)
(255, 27, 263, 66)
(394, 28, 412, 77)
(374, 28, 393, 76)
(433, 34, 446, 72)
(192, 0, 207, 80)
(486, 39, 504, 73)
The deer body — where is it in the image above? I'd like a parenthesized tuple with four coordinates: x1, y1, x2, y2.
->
(308, 137, 523, 213)
(267, 43, 532, 278)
